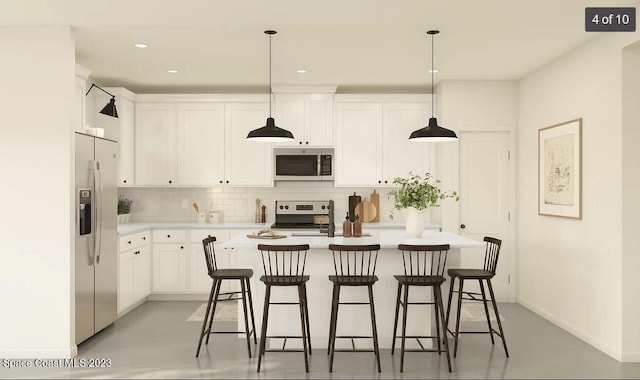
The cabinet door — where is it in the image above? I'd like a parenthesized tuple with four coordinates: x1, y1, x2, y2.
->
(133, 245, 151, 301)
(177, 103, 225, 185)
(304, 94, 334, 147)
(118, 98, 135, 186)
(335, 102, 383, 186)
(224, 102, 273, 186)
(118, 250, 135, 313)
(152, 243, 187, 292)
(135, 103, 177, 185)
(382, 103, 432, 183)
(274, 94, 305, 147)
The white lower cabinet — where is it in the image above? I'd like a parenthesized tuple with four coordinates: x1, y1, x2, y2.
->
(151, 229, 237, 295)
(152, 230, 188, 292)
(118, 230, 151, 313)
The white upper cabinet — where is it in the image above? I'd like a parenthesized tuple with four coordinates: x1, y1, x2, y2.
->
(382, 102, 431, 181)
(177, 103, 225, 186)
(135, 97, 272, 187)
(225, 102, 273, 186)
(135, 102, 177, 185)
(335, 96, 432, 187)
(117, 97, 135, 186)
(335, 102, 383, 186)
(274, 90, 335, 147)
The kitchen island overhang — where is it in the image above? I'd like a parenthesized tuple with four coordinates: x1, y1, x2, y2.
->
(222, 231, 483, 349)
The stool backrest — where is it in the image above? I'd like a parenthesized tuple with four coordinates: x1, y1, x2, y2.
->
(202, 236, 218, 274)
(397, 244, 451, 277)
(483, 237, 502, 274)
(328, 244, 381, 277)
(257, 244, 310, 277)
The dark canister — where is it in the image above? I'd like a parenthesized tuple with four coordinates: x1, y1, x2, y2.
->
(348, 192, 361, 222)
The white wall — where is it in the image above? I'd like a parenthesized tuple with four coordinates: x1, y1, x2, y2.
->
(621, 44, 640, 361)
(518, 32, 640, 361)
(0, 27, 76, 358)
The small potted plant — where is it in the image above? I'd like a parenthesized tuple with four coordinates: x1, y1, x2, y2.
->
(388, 172, 458, 237)
(117, 196, 133, 224)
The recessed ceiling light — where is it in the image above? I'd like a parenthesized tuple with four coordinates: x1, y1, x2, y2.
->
(296, 69, 307, 74)
(134, 43, 148, 48)
(167, 69, 179, 74)
(429, 69, 439, 73)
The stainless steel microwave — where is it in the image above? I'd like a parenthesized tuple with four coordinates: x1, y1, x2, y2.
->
(274, 148, 334, 181)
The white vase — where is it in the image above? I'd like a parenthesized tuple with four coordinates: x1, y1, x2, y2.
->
(405, 207, 425, 238)
(118, 214, 130, 224)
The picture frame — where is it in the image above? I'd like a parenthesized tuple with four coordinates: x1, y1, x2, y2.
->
(538, 118, 582, 219)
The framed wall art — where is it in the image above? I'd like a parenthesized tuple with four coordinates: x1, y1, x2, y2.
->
(538, 118, 582, 219)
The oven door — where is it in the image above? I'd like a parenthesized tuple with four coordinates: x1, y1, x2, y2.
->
(274, 154, 320, 181)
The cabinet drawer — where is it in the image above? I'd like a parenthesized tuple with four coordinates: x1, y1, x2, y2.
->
(119, 230, 151, 252)
(152, 229, 187, 243)
(189, 229, 230, 244)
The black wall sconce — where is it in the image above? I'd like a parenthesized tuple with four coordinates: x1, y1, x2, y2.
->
(86, 84, 118, 118)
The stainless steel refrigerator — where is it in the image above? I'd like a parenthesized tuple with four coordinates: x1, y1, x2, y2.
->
(75, 132, 118, 345)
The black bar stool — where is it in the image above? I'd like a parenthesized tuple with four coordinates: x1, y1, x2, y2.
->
(391, 244, 452, 372)
(327, 244, 382, 373)
(256, 244, 312, 373)
(196, 236, 257, 358)
(444, 236, 509, 357)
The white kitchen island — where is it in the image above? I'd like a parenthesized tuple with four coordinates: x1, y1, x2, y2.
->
(222, 231, 483, 349)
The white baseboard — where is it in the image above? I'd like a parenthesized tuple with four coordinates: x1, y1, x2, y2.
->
(0, 345, 77, 359)
(147, 294, 209, 301)
(517, 296, 622, 362)
(622, 352, 640, 362)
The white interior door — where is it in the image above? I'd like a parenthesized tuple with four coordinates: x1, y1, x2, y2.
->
(458, 131, 512, 301)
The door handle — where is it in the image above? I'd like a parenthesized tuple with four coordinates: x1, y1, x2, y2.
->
(460, 224, 466, 229)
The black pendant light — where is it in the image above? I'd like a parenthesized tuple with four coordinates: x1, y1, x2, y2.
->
(85, 83, 118, 118)
(246, 30, 294, 142)
(409, 30, 456, 142)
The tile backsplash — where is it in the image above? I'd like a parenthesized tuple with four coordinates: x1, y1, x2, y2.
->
(119, 182, 433, 224)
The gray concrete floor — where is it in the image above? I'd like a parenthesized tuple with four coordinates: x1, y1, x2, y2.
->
(2, 301, 640, 379)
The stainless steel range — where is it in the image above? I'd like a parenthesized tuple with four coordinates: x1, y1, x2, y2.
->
(271, 200, 332, 229)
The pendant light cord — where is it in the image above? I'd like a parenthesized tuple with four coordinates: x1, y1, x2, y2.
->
(431, 32, 435, 118)
(269, 33, 272, 118)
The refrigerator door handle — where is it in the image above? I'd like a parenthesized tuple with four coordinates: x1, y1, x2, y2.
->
(93, 160, 103, 265)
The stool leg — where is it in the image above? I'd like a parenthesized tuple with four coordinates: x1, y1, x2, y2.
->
(329, 285, 341, 373)
(368, 284, 381, 373)
(327, 283, 338, 355)
(302, 284, 312, 354)
(257, 284, 271, 372)
(196, 278, 217, 357)
(239, 278, 252, 358)
(479, 279, 495, 344)
(433, 285, 441, 355)
(205, 279, 222, 345)
(436, 285, 452, 373)
(391, 281, 402, 355)
(487, 279, 509, 357)
(400, 284, 409, 372)
(445, 276, 456, 340)
(297, 285, 309, 372)
(245, 277, 258, 344)
(453, 278, 464, 358)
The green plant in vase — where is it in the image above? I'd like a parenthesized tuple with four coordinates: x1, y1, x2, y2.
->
(118, 197, 133, 214)
(388, 172, 458, 237)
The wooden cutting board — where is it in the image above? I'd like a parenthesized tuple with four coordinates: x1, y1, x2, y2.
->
(355, 198, 377, 223)
(370, 189, 380, 222)
(246, 234, 286, 239)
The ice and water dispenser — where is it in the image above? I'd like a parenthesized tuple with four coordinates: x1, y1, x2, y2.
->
(78, 189, 92, 236)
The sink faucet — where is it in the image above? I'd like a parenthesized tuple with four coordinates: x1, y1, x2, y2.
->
(328, 199, 335, 237)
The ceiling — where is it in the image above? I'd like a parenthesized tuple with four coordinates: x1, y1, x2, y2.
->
(2, 0, 634, 93)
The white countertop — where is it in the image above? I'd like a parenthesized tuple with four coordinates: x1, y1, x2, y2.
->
(222, 231, 482, 249)
(117, 221, 440, 235)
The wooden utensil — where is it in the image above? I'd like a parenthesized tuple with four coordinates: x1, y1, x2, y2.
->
(192, 202, 199, 213)
(370, 189, 380, 222)
(354, 198, 377, 223)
